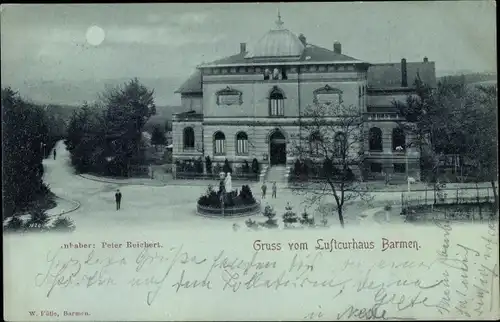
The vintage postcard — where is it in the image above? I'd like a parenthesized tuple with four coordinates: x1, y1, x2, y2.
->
(2, 2, 499, 321)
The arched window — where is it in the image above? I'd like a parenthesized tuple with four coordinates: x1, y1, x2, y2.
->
(334, 132, 347, 156)
(369, 127, 383, 151)
(309, 131, 322, 156)
(236, 132, 248, 155)
(269, 88, 285, 116)
(392, 128, 406, 151)
(183, 127, 195, 150)
(213, 131, 226, 155)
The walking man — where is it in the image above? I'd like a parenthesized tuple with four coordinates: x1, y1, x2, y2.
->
(53, 149, 56, 160)
(272, 182, 277, 199)
(261, 182, 267, 199)
(115, 189, 122, 210)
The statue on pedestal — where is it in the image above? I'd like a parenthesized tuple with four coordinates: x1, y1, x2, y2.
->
(224, 172, 233, 194)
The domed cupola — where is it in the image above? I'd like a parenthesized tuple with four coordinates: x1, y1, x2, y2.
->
(245, 12, 305, 59)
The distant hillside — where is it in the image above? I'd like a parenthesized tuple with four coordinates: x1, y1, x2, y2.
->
(437, 72, 497, 85)
(144, 105, 188, 132)
(2, 76, 183, 107)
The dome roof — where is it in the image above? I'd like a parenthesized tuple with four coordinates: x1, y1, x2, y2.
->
(245, 14, 305, 59)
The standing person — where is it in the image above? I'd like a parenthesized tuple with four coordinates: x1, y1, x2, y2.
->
(53, 149, 56, 160)
(115, 189, 122, 210)
(261, 182, 267, 199)
(272, 182, 277, 199)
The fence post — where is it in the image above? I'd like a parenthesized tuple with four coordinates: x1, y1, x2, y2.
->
(425, 187, 428, 204)
(456, 188, 459, 204)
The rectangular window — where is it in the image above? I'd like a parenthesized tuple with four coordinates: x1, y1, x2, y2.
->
(370, 163, 383, 173)
(215, 139, 225, 155)
(394, 163, 406, 173)
(270, 99, 284, 116)
(237, 139, 248, 154)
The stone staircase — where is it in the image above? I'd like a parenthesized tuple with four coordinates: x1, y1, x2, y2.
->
(265, 165, 288, 184)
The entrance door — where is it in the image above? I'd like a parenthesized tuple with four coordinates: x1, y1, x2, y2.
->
(270, 130, 286, 165)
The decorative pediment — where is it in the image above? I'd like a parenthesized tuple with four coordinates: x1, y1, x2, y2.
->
(313, 85, 343, 106)
(215, 86, 243, 106)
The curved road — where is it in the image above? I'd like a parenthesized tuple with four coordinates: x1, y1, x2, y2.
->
(42, 141, 496, 231)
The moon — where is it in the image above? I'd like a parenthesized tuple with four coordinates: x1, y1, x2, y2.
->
(85, 25, 105, 46)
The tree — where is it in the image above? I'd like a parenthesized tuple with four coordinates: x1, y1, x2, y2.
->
(2, 88, 54, 218)
(151, 125, 166, 148)
(396, 77, 497, 185)
(101, 78, 156, 173)
(289, 103, 371, 228)
(66, 78, 156, 177)
(65, 102, 106, 174)
(463, 85, 498, 210)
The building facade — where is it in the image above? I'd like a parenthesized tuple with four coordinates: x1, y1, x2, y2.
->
(172, 15, 436, 180)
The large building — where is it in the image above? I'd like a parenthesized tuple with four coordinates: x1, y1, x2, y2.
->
(172, 14, 436, 181)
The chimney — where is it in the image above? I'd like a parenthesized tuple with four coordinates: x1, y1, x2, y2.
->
(240, 43, 246, 54)
(401, 58, 408, 87)
(423, 56, 428, 63)
(333, 41, 342, 54)
(298, 34, 307, 46)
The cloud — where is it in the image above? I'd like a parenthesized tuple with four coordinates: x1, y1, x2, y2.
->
(175, 12, 208, 25)
(104, 26, 226, 47)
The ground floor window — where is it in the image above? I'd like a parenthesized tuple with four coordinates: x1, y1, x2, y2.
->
(370, 162, 383, 173)
(393, 163, 406, 173)
(236, 132, 248, 154)
(214, 131, 226, 155)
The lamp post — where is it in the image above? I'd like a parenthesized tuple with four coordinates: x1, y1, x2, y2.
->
(396, 145, 410, 192)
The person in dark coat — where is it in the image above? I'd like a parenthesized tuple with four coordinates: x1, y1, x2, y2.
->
(261, 182, 267, 199)
(272, 182, 277, 198)
(115, 189, 122, 210)
(53, 149, 56, 160)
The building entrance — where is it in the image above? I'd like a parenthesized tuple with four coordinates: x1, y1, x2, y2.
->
(270, 130, 286, 165)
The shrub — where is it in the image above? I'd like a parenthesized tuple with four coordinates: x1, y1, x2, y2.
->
(213, 163, 221, 174)
(205, 156, 212, 174)
(198, 185, 256, 208)
(239, 185, 255, 204)
(195, 157, 204, 173)
(245, 218, 259, 230)
(198, 186, 221, 208)
(283, 203, 298, 226)
(299, 209, 315, 226)
(51, 216, 76, 232)
(223, 159, 232, 174)
(262, 205, 278, 228)
(4, 215, 24, 232)
(251, 158, 260, 174)
(263, 205, 276, 220)
(24, 208, 50, 231)
(384, 203, 392, 212)
(242, 160, 250, 173)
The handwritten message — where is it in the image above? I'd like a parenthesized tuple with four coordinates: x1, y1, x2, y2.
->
(3, 222, 499, 321)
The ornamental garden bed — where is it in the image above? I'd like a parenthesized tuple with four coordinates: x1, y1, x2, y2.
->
(197, 184, 260, 217)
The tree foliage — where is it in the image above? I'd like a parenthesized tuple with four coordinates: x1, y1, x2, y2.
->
(151, 125, 166, 146)
(66, 78, 156, 176)
(396, 77, 498, 185)
(2, 88, 57, 218)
